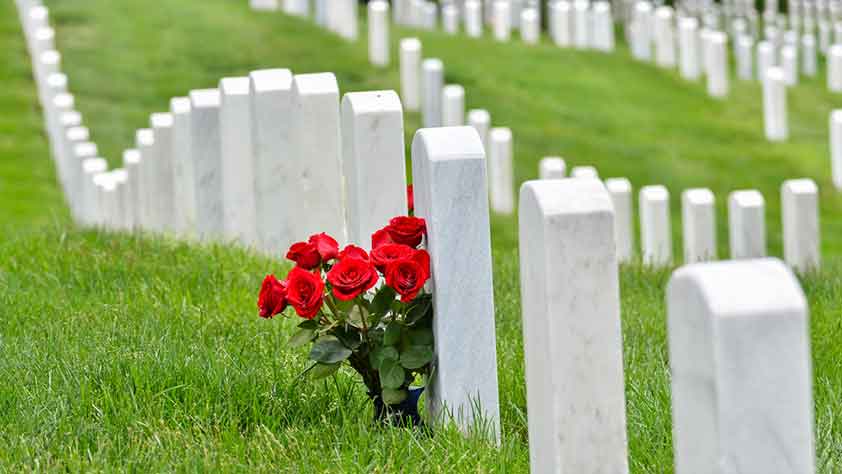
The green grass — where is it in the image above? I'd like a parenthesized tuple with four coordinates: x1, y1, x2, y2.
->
(0, 0, 840, 471)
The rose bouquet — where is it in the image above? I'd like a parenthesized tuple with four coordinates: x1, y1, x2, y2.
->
(257, 215, 433, 425)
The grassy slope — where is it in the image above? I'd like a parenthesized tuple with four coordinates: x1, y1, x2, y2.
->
(0, 0, 839, 471)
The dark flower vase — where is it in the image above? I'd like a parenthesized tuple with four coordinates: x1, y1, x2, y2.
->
(373, 387, 425, 427)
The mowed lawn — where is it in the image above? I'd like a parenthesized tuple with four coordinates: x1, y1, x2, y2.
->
(0, 0, 840, 471)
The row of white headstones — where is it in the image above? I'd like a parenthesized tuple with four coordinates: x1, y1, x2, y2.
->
(24, 2, 820, 472)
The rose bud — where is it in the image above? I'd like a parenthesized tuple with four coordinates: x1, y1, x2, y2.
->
(327, 257, 379, 301)
(370, 243, 415, 274)
(371, 227, 394, 249)
(385, 249, 431, 302)
(308, 233, 339, 262)
(286, 267, 325, 319)
(257, 275, 288, 318)
(286, 241, 321, 270)
(385, 216, 427, 248)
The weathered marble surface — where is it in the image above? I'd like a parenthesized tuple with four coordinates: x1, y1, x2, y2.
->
(763, 67, 788, 141)
(640, 185, 673, 266)
(368, 1, 390, 67)
(189, 89, 224, 241)
(681, 188, 717, 263)
(170, 97, 196, 238)
(341, 90, 407, 246)
(135, 128, 156, 232)
(122, 149, 141, 230)
(291, 73, 346, 243)
(411, 126, 500, 440)
(151, 113, 175, 233)
(519, 178, 629, 474)
(421, 58, 444, 128)
(605, 177, 634, 263)
(250, 69, 295, 254)
(489, 127, 514, 215)
(539, 157, 566, 179)
(728, 190, 767, 259)
(441, 84, 465, 127)
(667, 258, 815, 474)
(782, 179, 820, 273)
(399, 38, 422, 111)
(219, 77, 258, 247)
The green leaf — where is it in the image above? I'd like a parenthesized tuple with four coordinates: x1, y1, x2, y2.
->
(383, 321, 401, 346)
(370, 285, 397, 316)
(369, 346, 399, 370)
(379, 358, 406, 389)
(287, 327, 316, 348)
(407, 327, 434, 346)
(405, 295, 433, 325)
(308, 336, 352, 364)
(381, 388, 408, 405)
(333, 325, 362, 350)
(308, 362, 340, 379)
(400, 345, 434, 369)
(298, 319, 319, 330)
(334, 297, 356, 312)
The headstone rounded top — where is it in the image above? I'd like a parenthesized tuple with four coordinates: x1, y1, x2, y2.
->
(490, 127, 512, 141)
(123, 149, 141, 165)
(520, 178, 614, 215)
(34, 27, 55, 41)
(74, 142, 98, 158)
(467, 109, 490, 123)
(767, 66, 786, 80)
(831, 109, 842, 122)
(593, 1, 611, 13)
(708, 31, 728, 44)
(341, 90, 402, 114)
(29, 6, 49, 21)
(369, 0, 389, 12)
(150, 112, 174, 129)
(668, 258, 807, 317)
(641, 184, 669, 201)
(135, 128, 155, 146)
(53, 93, 74, 109)
(47, 73, 67, 89)
(413, 126, 485, 162)
(400, 38, 422, 51)
(571, 166, 599, 179)
(554, 1, 571, 12)
(443, 84, 465, 98)
(522, 8, 538, 20)
(422, 58, 443, 71)
(111, 168, 129, 183)
(782, 178, 818, 195)
(831, 44, 842, 55)
(730, 189, 765, 207)
(249, 69, 294, 93)
(635, 2, 653, 13)
(93, 171, 116, 188)
(683, 188, 715, 205)
(655, 6, 674, 18)
(170, 97, 191, 115)
(292, 73, 339, 95)
(66, 126, 89, 142)
(605, 177, 632, 192)
(60, 111, 82, 128)
(82, 157, 108, 174)
(189, 89, 221, 108)
(220, 77, 251, 96)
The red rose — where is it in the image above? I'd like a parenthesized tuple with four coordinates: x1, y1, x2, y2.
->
(386, 216, 427, 248)
(286, 267, 325, 319)
(286, 241, 321, 270)
(258, 274, 288, 318)
(407, 184, 414, 214)
(385, 249, 431, 302)
(371, 243, 415, 274)
(338, 244, 370, 261)
(372, 228, 394, 249)
(327, 257, 379, 301)
(308, 233, 339, 261)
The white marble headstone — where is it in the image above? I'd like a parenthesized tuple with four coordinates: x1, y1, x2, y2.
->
(189, 89, 224, 241)
(681, 188, 717, 263)
(639, 185, 672, 266)
(728, 190, 767, 259)
(782, 179, 820, 272)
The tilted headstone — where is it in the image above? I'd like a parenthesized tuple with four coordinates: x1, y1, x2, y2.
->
(341, 90, 408, 246)
(219, 77, 258, 247)
(189, 89, 224, 241)
(728, 190, 767, 259)
(639, 185, 672, 266)
(488, 127, 514, 214)
(782, 179, 820, 272)
(411, 126, 500, 440)
(399, 38, 422, 112)
(519, 178, 629, 474)
(681, 188, 717, 263)
(250, 69, 295, 253)
(291, 73, 346, 243)
(667, 258, 815, 474)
